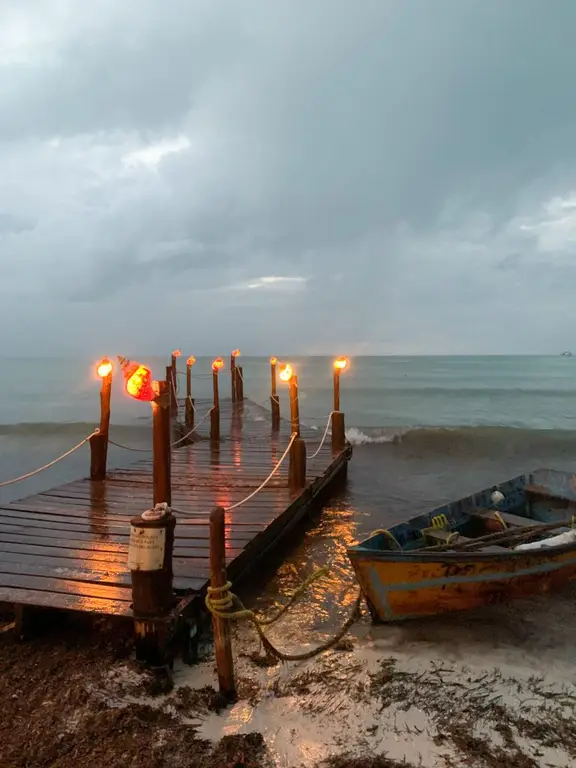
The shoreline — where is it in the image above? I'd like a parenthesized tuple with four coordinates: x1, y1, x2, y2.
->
(2, 583, 575, 768)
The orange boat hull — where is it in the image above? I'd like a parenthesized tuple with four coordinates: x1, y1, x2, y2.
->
(348, 546, 576, 621)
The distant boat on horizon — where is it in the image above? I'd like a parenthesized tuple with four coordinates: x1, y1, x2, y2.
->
(561, 351, 573, 357)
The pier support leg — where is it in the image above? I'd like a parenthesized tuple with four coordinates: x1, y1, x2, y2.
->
(209, 507, 237, 701)
(331, 411, 346, 454)
(289, 437, 307, 492)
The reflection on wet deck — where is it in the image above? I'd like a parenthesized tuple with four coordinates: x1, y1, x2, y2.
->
(0, 398, 350, 618)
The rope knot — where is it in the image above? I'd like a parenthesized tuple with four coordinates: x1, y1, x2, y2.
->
(206, 581, 235, 613)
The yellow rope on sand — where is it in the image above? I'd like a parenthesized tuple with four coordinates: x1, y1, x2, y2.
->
(205, 567, 362, 662)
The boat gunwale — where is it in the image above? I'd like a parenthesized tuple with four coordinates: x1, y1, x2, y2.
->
(347, 538, 576, 563)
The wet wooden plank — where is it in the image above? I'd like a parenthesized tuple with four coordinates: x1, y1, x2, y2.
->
(0, 572, 133, 602)
(0, 510, 274, 533)
(0, 560, 204, 592)
(0, 396, 350, 617)
(0, 532, 245, 559)
(0, 550, 208, 585)
(0, 587, 133, 616)
(0, 518, 262, 543)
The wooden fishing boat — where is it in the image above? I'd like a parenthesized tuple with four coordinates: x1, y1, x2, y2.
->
(347, 468, 576, 621)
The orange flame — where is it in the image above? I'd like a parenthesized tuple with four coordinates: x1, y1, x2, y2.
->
(279, 363, 293, 382)
(96, 358, 113, 378)
(125, 364, 156, 401)
(186, 355, 196, 367)
(334, 356, 348, 371)
(212, 357, 225, 372)
(172, 349, 181, 357)
(270, 356, 277, 365)
(231, 349, 241, 358)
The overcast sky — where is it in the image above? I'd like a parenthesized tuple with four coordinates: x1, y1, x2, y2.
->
(1, 1, 575, 356)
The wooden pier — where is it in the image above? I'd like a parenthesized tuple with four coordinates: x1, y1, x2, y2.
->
(0, 389, 351, 658)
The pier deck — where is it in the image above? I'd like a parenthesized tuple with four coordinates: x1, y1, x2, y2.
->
(0, 399, 350, 618)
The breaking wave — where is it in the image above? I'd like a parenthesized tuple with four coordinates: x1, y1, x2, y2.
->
(345, 425, 576, 455)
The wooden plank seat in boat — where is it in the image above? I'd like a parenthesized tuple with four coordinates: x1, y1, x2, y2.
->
(471, 509, 542, 528)
(524, 483, 564, 500)
(424, 527, 507, 552)
(424, 528, 469, 546)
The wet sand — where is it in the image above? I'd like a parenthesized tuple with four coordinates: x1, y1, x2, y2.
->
(2, 578, 575, 768)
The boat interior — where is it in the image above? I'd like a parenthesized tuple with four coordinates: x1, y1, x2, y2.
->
(354, 468, 576, 555)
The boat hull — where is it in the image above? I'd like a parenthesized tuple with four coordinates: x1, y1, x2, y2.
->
(349, 546, 576, 621)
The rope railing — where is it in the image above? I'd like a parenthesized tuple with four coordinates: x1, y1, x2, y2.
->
(172, 431, 297, 517)
(308, 412, 335, 459)
(108, 439, 152, 453)
(225, 432, 295, 510)
(170, 407, 214, 448)
(0, 428, 100, 487)
(175, 369, 213, 378)
(108, 406, 214, 453)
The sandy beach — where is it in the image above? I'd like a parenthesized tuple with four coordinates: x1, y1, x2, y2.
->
(2, 576, 575, 768)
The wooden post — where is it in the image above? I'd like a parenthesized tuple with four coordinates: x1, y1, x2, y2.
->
(209, 507, 236, 701)
(90, 380, 112, 482)
(333, 369, 341, 413)
(153, 381, 171, 506)
(236, 366, 244, 401)
(331, 412, 346, 454)
(289, 437, 307, 491)
(270, 358, 280, 430)
(211, 370, 220, 442)
(289, 375, 300, 437)
(90, 368, 112, 480)
(129, 508, 176, 618)
(230, 354, 237, 403)
(288, 375, 306, 490)
(270, 395, 280, 430)
(270, 358, 277, 397)
(331, 364, 346, 453)
(166, 365, 178, 419)
(129, 506, 177, 667)
(185, 362, 194, 431)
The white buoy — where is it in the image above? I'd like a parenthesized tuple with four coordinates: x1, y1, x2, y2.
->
(491, 490, 505, 505)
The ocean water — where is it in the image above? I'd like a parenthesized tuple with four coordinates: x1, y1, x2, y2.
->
(2, 354, 576, 524)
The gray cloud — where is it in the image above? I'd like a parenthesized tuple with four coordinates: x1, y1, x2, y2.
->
(1, 1, 576, 354)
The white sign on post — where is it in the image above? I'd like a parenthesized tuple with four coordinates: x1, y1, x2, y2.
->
(127, 526, 166, 571)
